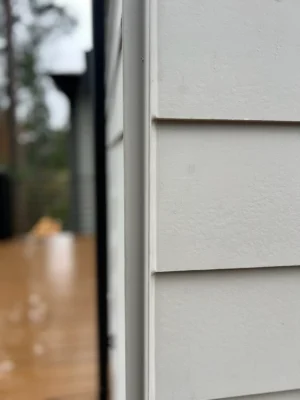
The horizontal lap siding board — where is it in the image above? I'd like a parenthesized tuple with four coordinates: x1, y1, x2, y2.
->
(157, 0, 300, 121)
(156, 121, 300, 272)
(155, 269, 300, 400)
(222, 391, 300, 400)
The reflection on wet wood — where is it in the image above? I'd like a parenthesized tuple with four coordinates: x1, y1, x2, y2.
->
(0, 234, 98, 399)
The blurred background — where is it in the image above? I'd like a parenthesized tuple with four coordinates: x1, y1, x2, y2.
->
(0, 0, 93, 234)
(0, 0, 99, 398)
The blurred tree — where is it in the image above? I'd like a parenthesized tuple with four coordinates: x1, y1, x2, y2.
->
(15, 0, 75, 170)
(2, 0, 21, 232)
(0, 0, 76, 230)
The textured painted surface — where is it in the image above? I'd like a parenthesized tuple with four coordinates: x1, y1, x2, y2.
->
(155, 269, 300, 400)
(107, 140, 126, 400)
(157, 122, 300, 271)
(106, 0, 122, 90)
(222, 389, 300, 400)
(157, 0, 300, 120)
(106, 54, 123, 146)
(105, 1, 127, 398)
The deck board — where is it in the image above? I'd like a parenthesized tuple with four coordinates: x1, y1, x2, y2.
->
(0, 234, 98, 400)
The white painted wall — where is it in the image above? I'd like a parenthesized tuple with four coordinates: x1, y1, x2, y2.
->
(109, 0, 300, 399)
(157, 0, 300, 121)
(156, 270, 300, 400)
(150, 0, 300, 399)
(106, 55, 123, 146)
(157, 122, 300, 271)
(223, 391, 300, 400)
(107, 140, 125, 400)
(105, 1, 126, 399)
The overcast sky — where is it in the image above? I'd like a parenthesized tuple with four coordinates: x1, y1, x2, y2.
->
(44, 0, 93, 128)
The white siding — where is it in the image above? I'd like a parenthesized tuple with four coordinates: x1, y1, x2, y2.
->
(157, 122, 300, 272)
(106, 54, 123, 146)
(114, 0, 300, 399)
(107, 140, 125, 400)
(155, 270, 300, 400)
(146, 1, 300, 400)
(106, 1, 126, 399)
(224, 391, 300, 400)
(106, 0, 122, 89)
(157, 0, 300, 120)
(224, 392, 300, 400)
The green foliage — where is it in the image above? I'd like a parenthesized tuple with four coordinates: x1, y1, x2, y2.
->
(0, 0, 76, 230)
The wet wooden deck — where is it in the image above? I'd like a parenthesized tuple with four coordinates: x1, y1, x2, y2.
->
(0, 234, 98, 399)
